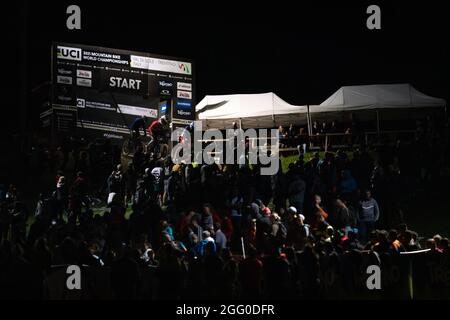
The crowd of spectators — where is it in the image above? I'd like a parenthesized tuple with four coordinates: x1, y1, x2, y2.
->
(0, 116, 449, 299)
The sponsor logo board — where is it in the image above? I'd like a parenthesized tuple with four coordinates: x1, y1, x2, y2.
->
(160, 89, 171, 96)
(159, 80, 173, 88)
(77, 69, 92, 79)
(58, 68, 73, 75)
(57, 75, 73, 85)
(57, 96, 73, 102)
(177, 90, 192, 99)
(77, 78, 92, 87)
(176, 100, 192, 109)
(177, 82, 192, 91)
(130, 55, 192, 75)
(117, 104, 158, 118)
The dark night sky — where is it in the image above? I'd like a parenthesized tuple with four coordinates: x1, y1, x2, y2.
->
(1, 1, 449, 135)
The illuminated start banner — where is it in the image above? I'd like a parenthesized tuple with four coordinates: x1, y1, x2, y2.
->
(51, 42, 195, 139)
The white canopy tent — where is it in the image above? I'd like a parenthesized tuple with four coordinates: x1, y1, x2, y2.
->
(195, 92, 308, 129)
(308, 84, 446, 134)
(310, 84, 446, 112)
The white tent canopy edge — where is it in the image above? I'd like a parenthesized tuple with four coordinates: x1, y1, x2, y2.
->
(195, 92, 308, 129)
(309, 84, 446, 113)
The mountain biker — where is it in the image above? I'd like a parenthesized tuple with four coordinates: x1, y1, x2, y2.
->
(147, 115, 169, 153)
(130, 115, 148, 137)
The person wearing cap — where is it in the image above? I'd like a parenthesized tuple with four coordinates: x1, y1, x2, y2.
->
(255, 199, 271, 216)
(250, 202, 271, 247)
(286, 206, 299, 227)
(287, 212, 310, 249)
(147, 115, 169, 154)
(149, 161, 164, 206)
(269, 213, 287, 248)
(324, 225, 335, 243)
(147, 115, 168, 137)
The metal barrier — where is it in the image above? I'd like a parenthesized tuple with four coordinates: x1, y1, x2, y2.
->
(305, 130, 416, 152)
(196, 130, 418, 155)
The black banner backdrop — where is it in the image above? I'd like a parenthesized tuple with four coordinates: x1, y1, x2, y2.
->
(51, 42, 195, 140)
(37, 249, 450, 300)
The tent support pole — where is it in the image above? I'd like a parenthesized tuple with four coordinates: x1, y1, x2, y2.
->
(306, 104, 312, 136)
(376, 110, 380, 136)
(307, 104, 312, 149)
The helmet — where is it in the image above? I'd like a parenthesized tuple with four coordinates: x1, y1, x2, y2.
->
(160, 115, 168, 125)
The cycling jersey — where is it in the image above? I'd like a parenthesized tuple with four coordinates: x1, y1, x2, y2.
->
(147, 120, 164, 136)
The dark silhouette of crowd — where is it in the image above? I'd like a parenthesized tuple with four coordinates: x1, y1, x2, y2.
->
(0, 116, 449, 300)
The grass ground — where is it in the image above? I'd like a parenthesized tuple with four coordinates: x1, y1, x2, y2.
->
(280, 151, 319, 173)
(279, 151, 450, 239)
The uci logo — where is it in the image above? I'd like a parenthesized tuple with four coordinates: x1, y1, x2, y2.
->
(57, 46, 82, 61)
